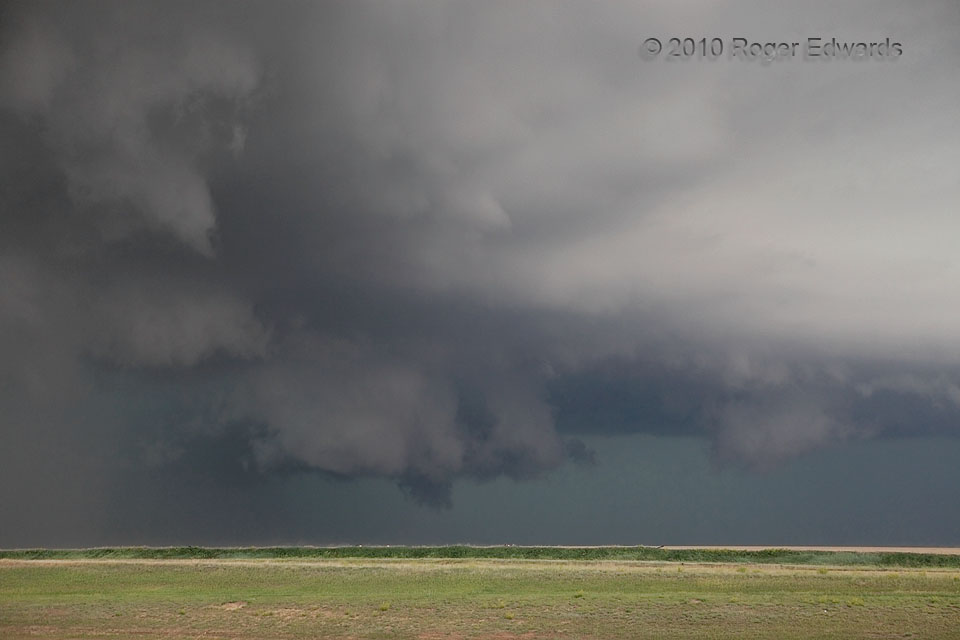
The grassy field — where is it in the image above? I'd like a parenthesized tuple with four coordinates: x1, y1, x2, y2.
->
(5, 545, 960, 566)
(2, 551, 959, 638)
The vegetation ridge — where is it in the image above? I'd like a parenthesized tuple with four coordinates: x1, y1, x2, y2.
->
(3, 545, 960, 567)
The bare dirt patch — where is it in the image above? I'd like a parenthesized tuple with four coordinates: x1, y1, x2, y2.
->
(662, 546, 960, 555)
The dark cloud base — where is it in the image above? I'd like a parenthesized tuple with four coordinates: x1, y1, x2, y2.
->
(1, 1, 959, 545)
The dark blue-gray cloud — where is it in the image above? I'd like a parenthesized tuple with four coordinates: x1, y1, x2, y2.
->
(1, 0, 959, 545)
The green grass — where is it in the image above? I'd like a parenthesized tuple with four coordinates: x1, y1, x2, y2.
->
(2, 545, 960, 567)
(2, 556, 960, 638)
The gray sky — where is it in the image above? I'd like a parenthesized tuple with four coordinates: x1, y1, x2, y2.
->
(1, 0, 959, 546)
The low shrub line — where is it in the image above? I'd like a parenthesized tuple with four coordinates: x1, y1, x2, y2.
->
(2, 545, 959, 567)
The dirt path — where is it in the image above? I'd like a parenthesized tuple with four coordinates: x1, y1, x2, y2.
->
(661, 545, 960, 554)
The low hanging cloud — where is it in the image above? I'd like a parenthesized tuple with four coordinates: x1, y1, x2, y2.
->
(226, 333, 566, 506)
(1, 0, 960, 541)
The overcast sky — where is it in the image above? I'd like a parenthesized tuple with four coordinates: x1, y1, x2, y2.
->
(2, 1, 959, 547)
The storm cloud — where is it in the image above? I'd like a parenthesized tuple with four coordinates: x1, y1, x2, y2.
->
(2, 1, 959, 544)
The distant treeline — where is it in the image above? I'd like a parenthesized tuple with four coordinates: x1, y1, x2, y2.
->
(3, 546, 960, 567)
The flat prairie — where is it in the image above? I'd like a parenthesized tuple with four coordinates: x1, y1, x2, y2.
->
(2, 554, 960, 639)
